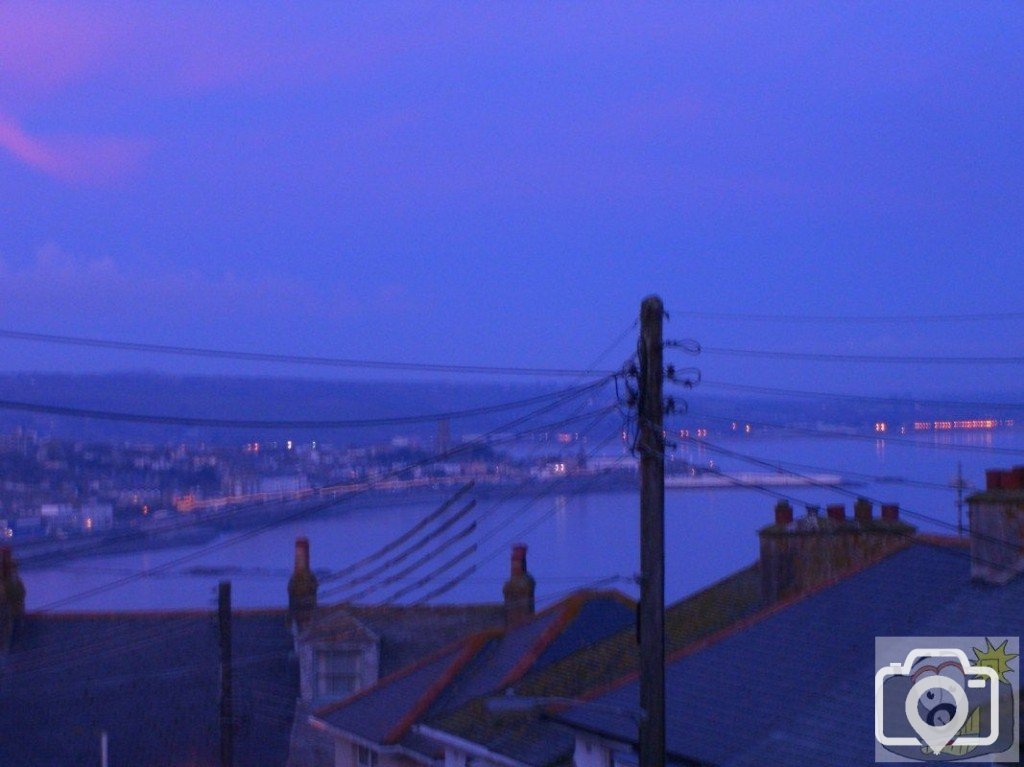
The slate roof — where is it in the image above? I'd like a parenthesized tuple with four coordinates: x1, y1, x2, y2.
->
(304, 601, 506, 677)
(0, 608, 297, 767)
(558, 538, 1024, 767)
(314, 591, 635, 759)
(420, 563, 764, 766)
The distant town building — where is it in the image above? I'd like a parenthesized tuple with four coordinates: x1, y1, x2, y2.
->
(39, 502, 112, 534)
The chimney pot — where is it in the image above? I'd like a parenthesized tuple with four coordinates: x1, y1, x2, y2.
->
(503, 544, 535, 627)
(969, 470, 1024, 584)
(826, 504, 845, 522)
(0, 546, 25, 639)
(986, 469, 1008, 490)
(881, 503, 900, 522)
(511, 543, 527, 576)
(288, 537, 318, 625)
(759, 498, 914, 605)
(774, 500, 793, 526)
(1006, 469, 1024, 490)
(294, 537, 311, 572)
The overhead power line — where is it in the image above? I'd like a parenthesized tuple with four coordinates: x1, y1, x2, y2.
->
(340, 522, 478, 603)
(318, 484, 476, 585)
(317, 408, 623, 612)
(701, 346, 1024, 365)
(681, 436, 1020, 562)
(320, 501, 479, 599)
(0, 327, 618, 378)
(32, 398, 621, 604)
(0, 376, 613, 430)
(674, 310, 1024, 323)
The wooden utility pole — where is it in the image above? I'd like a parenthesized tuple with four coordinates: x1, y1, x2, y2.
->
(638, 295, 665, 767)
(955, 461, 965, 537)
(218, 580, 233, 767)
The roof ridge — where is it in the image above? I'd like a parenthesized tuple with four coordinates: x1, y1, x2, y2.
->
(27, 606, 289, 619)
(348, 601, 503, 614)
(667, 562, 759, 613)
(306, 607, 380, 643)
(498, 569, 760, 702)
(495, 591, 597, 690)
(577, 539, 915, 705)
(574, 588, 635, 608)
(316, 592, 630, 744)
(26, 609, 215, 619)
(315, 626, 503, 718)
(383, 631, 496, 744)
(914, 533, 969, 548)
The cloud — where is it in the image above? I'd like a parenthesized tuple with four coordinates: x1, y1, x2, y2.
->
(0, 244, 445, 373)
(0, 4, 118, 98)
(0, 112, 150, 186)
(0, 4, 426, 102)
(0, 244, 425, 339)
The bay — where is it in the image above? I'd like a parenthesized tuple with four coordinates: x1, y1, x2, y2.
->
(22, 429, 1024, 611)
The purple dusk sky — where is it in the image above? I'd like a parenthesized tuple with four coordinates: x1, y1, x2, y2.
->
(0, 3, 1021, 393)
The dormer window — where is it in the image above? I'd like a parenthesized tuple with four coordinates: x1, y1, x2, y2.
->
(316, 648, 361, 698)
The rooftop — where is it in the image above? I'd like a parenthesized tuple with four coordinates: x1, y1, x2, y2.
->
(558, 539, 1023, 767)
(0, 608, 297, 767)
(302, 600, 507, 677)
(421, 563, 764, 767)
(312, 591, 635, 759)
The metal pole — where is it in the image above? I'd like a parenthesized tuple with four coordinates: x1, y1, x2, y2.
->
(100, 730, 108, 767)
(638, 295, 665, 767)
(218, 580, 233, 767)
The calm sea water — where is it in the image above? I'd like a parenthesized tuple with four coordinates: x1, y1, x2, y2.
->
(23, 430, 1024, 611)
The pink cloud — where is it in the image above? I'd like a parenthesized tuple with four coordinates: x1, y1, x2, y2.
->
(0, 5, 120, 99)
(0, 112, 149, 186)
(0, 5, 502, 102)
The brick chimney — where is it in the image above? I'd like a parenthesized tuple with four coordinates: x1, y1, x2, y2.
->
(0, 546, 25, 651)
(967, 468, 1024, 585)
(759, 499, 914, 603)
(288, 537, 318, 626)
(502, 544, 535, 627)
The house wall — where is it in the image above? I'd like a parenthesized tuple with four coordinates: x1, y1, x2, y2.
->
(443, 748, 467, 767)
(572, 736, 612, 767)
(441, 746, 520, 767)
(286, 717, 336, 767)
(968, 495, 1024, 584)
(298, 639, 380, 705)
(332, 738, 426, 767)
(286, 717, 427, 767)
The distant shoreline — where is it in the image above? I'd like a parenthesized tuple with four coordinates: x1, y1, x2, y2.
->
(7, 470, 863, 569)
